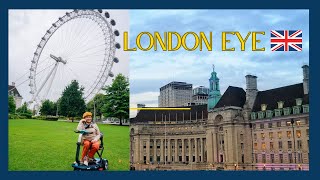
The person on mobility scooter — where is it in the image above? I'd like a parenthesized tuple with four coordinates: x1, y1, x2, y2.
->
(72, 112, 108, 171)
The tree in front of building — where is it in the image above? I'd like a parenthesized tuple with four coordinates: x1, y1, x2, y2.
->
(39, 100, 57, 116)
(8, 95, 16, 113)
(59, 80, 86, 122)
(16, 102, 32, 115)
(87, 93, 105, 121)
(101, 74, 129, 126)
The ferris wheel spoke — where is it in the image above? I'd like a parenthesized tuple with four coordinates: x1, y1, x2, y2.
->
(62, 18, 96, 58)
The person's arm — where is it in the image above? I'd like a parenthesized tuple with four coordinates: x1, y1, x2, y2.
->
(76, 119, 85, 131)
(92, 124, 101, 142)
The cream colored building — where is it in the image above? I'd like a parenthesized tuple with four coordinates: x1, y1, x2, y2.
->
(130, 65, 309, 171)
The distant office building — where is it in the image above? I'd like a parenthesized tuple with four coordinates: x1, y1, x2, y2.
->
(8, 82, 23, 108)
(158, 81, 192, 107)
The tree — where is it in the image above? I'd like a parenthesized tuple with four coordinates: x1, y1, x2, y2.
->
(101, 74, 129, 125)
(59, 80, 86, 122)
(16, 102, 32, 115)
(87, 93, 105, 121)
(8, 96, 16, 113)
(39, 100, 56, 116)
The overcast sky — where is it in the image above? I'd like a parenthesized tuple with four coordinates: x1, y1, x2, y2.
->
(129, 10, 309, 117)
(9, 9, 129, 104)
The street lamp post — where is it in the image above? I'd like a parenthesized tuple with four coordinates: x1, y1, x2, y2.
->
(291, 119, 297, 169)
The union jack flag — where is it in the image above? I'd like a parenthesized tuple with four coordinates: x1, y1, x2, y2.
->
(270, 30, 302, 51)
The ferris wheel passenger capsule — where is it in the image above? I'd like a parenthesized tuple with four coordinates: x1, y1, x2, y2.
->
(113, 57, 119, 63)
(98, 9, 103, 13)
(115, 43, 121, 49)
(114, 30, 120, 36)
(110, 19, 116, 26)
(108, 72, 114, 77)
(105, 12, 110, 18)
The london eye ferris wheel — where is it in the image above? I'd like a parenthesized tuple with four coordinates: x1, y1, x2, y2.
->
(27, 9, 121, 108)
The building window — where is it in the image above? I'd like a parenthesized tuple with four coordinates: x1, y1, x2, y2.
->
(251, 112, 257, 120)
(271, 154, 274, 163)
(258, 112, 265, 119)
(296, 98, 303, 106)
(241, 143, 244, 150)
(289, 153, 293, 163)
(262, 154, 266, 163)
(283, 107, 291, 116)
(277, 101, 284, 109)
(288, 141, 292, 149)
(260, 123, 264, 129)
(293, 106, 301, 114)
(261, 133, 265, 139)
(261, 142, 266, 150)
(240, 134, 244, 141)
(254, 143, 258, 150)
(297, 140, 302, 150)
(269, 132, 273, 139)
(268, 123, 272, 128)
(255, 154, 258, 163)
(254, 133, 257, 140)
(278, 131, 282, 139)
(297, 153, 302, 163)
(296, 130, 301, 138)
(266, 110, 273, 118)
(252, 124, 256, 129)
(308, 140, 309, 148)
(287, 131, 292, 138)
(279, 154, 283, 163)
(306, 129, 309, 136)
(286, 121, 291, 126)
(302, 105, 309, 113)
(242, 154, 244, 163)
(305, 118, 309, 125)
(261, 104, 267, 111)
(277, 121, 281, 127)
(296, 120, 301, 126)
(275, 109, 282, 117)
(270, 142, 274, 150)
(278, 141, 283, 149)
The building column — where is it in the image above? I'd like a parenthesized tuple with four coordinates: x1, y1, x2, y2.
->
(175, 139, 178, 162)
(146, 139, 150, 164)
(200, 138, 204, 162)
(168, 139, 171, 163)
(182, 139, 185, 162)
(206, 131, 213, 163)
(160, 138, 164, 163)
(140, 140, 144, 163)
(153, 139, 157, 163)
(213, 132, 218, 163)
(134, 136, 140, 163)
(195, 138, 198, 163)
(189, 138, 192, 163)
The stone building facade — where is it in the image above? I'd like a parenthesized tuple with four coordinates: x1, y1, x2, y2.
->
(130, 65, 309, 171)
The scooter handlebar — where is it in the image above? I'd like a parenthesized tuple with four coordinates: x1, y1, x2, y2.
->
(74, 130, 93, 134)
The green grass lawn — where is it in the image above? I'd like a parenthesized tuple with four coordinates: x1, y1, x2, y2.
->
(9, 119, 129, 171)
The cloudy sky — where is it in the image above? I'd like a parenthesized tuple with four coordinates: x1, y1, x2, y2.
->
(129, 10, 309, 117)
(9, 9, 129, 103)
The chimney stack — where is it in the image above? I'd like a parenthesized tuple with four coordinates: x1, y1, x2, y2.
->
(302, 65, 309, 95)
(245, 75, 258, 109)
(137, 103, 146, 113)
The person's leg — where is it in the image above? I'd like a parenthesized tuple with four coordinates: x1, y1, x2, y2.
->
(81, 140, 92, 161)
(88, 141, 100, 160)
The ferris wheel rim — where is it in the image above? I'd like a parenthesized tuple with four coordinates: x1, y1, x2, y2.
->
(28, 9, 118, 104)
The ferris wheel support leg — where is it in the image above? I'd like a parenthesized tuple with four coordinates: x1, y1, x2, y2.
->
(31, 62, 59, 103)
